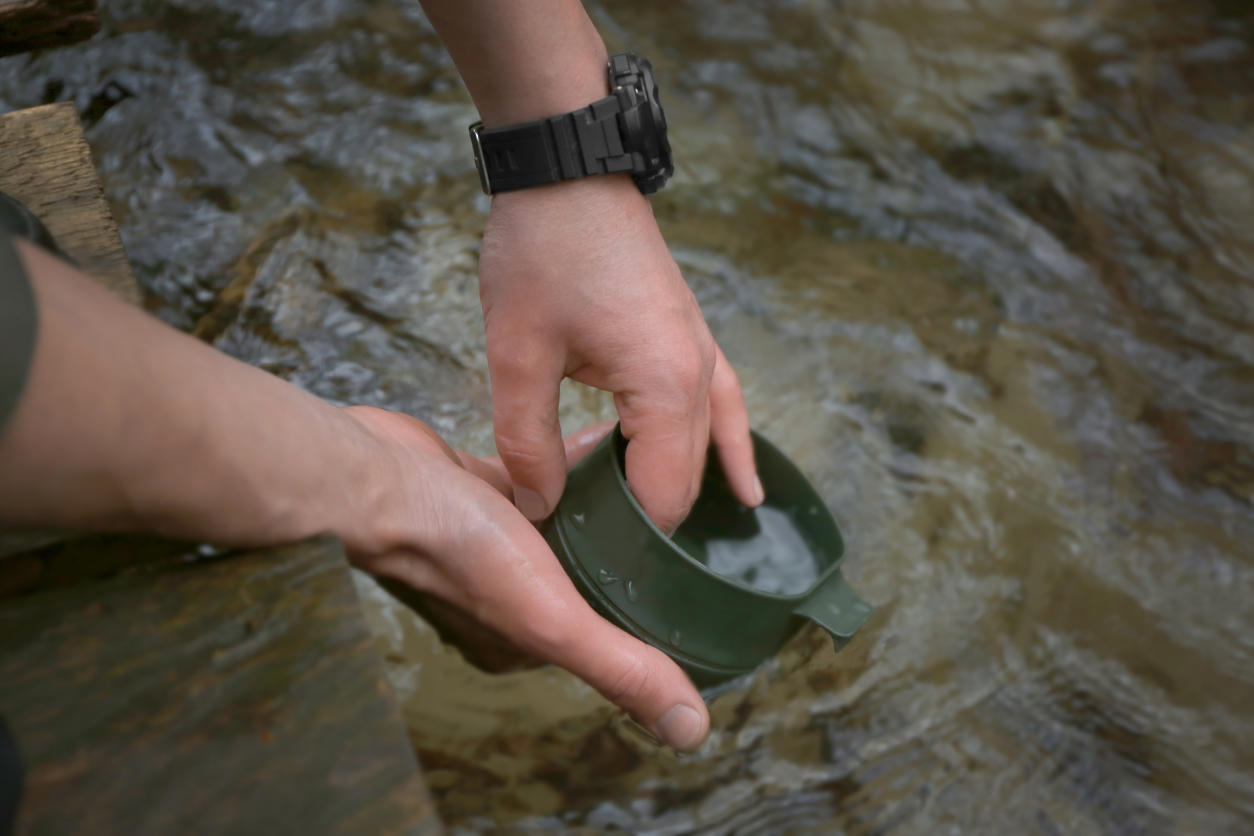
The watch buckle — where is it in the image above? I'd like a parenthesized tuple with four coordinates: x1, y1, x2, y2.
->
(468, 121, 493, 196)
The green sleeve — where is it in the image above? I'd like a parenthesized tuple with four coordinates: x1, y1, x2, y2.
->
(0, 231, 37, 433)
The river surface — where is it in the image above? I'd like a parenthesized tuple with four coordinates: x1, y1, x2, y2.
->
(4, 0, 1254, 833)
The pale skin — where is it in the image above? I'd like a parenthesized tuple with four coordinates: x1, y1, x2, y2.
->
(0, 1, 763, 752)
(419, 0, 765, 531)
(0, 240, 708, 750)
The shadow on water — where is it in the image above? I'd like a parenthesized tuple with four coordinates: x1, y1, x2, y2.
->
(4, 0, 1254, 832)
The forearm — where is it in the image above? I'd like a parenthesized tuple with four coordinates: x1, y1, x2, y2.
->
(419, 0, 609, 127)
(0, 240, 389, 550)
(0, 239, 714, 745)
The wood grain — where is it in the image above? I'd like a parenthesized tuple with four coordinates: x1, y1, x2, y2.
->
(0, 103, 138, 305)
(0, 536, 443, 836)
(0, 0, 99, 57)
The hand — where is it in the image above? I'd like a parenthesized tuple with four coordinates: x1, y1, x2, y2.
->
(340, 409, 711, 751)
(413, 0, 763, 530)
(479, 175, 764, 533)
(0, 240, 709, 750)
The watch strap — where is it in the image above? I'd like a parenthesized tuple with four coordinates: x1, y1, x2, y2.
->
(471, 94, 638, 194)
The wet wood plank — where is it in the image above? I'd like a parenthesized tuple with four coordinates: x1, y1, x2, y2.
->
(0, 531, 197, 599)
(0, 103, 138, 304)
(0, 0, 99, 57)
(0, 536, 443, 836)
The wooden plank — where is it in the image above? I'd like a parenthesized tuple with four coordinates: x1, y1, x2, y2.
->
(0, 103, 138, 305)
(0, 0, 99, 57)
(0, 536, 443, 836)
(0, 531, 197, 599)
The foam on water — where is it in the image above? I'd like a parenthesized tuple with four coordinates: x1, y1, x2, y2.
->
(696, 505, 820, 595)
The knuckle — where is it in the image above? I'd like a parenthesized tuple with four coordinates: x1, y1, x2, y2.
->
(649, 493, 694, 530)
(685, 476, 703, 507)
(710, 374, 742, 407)
(492, 410, 561, 471)
(493, 429, 555, 471)
(602, 656, 654, 706)
(486, 326, 559, 373)
(697, 334, 717, 374)
(669, 349, 709, 392)
(711, 359, 742, 397)
(489, 345, 542, 381)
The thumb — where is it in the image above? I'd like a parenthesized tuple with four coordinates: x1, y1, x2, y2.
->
(476, 526, 711, 750)
(370, 485, 711, 750)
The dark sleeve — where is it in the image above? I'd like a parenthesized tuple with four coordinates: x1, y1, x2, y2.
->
(0, 231, 37, 434)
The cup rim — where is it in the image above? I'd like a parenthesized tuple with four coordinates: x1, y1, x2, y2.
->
(605, 425, 847, 603)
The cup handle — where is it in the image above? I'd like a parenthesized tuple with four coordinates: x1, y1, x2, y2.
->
(794, 571, 873, 651)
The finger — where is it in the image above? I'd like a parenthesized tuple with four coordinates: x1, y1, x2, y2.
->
(487, 337, 568, 522)
(368, 481, 710, 750)
(474, 455, 512, 491)
(472, 420, 615, 497)
(456, 451, 512, 500)
(615, 344, 713, 535)
(525, 606, 710, 751)
(708, 345, 763, 507)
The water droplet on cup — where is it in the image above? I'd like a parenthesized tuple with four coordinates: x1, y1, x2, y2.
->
(626, 581, 639, 602)
(572, 512, 586, 529)
(669, 629, 683, 647)
(598, 569, 618, 585)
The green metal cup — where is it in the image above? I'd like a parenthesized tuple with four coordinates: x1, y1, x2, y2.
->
(542, 425, 872, 688)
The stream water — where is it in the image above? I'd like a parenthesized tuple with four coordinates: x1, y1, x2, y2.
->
(4, 0, 1254, 832)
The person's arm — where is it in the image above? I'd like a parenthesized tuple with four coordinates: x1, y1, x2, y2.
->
(419, 0, 764, 533)
(0, 239, 709, 752)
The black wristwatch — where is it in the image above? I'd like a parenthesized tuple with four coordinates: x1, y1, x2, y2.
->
(469, 53, 674, 196)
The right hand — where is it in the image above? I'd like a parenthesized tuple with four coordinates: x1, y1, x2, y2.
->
(478, 176, 763, 534)
(341, 409, 710, 751)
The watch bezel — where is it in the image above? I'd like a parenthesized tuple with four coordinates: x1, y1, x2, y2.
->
(610, 54, 674, 195)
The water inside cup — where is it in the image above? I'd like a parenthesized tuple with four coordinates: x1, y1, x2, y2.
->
(671, 484, 823, 596)
(615, 429, 830, 596)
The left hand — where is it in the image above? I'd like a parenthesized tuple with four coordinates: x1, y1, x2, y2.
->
(0, 239, 712, 751)
(342, 409, 711, 751)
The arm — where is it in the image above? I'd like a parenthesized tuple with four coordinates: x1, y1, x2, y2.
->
(419, 0, 763, 532)
(0, 239, 708, 751)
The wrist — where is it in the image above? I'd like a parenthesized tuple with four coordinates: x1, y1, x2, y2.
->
(148, 399, 387, 550)
(304, 411, 407, 559)
(474, 45, 609, 128)
(482, 175, 656, 262)
(436, 4, 609, 128)
(488, 172, 648, 217)
(329, 406, 464, 562)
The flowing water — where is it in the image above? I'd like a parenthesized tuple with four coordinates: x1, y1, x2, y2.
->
(4, 0, 1254, 832)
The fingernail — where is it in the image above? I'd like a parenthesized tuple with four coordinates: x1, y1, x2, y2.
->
(514, 486, 549, 521)
(752, 475, 765, 506)
(655, 704, 705, 751)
